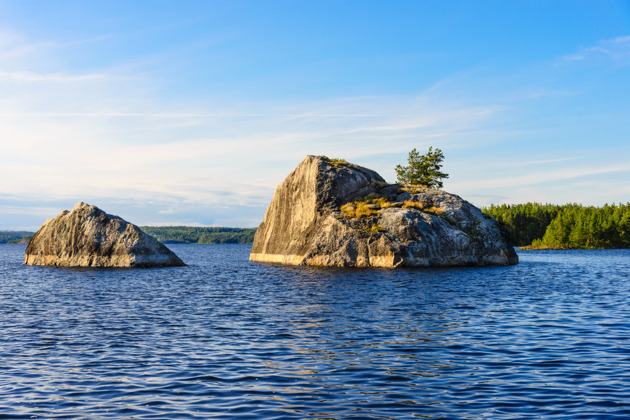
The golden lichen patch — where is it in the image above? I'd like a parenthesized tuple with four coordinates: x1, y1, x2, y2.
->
(341, 198, 384, 218)
(400, 185, 427, 194)
(322, 156, 349, 167)
(330, 158, 348, 166)
(402, 200, 424, 210)
(363, 225, 386, 234)
(341, 198, 404, 218)
(341, 196, 445, 219)
(401, 201, 444, 216)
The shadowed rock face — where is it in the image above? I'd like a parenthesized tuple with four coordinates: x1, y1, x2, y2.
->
(24, 202, 185, 268)
(250, 156, 518, 267)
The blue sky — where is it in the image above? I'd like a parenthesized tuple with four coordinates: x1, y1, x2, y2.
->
(1, 0, 629, 230)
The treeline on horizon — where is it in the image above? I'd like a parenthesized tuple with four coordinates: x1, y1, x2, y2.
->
(0, 227, 257, 244)
(140, 226, 257, 244)
(0, 231, 34, 244)
(483, 202, 630, 249)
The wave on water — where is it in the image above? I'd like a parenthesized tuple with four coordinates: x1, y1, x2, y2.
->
(1, 244, 630, 419)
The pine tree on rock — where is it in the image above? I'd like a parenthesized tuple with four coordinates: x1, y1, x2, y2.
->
(395, 147, 449, 189)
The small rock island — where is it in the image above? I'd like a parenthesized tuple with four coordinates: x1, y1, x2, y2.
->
(250, 156, 518, 267)
(24, 202, 185, 268)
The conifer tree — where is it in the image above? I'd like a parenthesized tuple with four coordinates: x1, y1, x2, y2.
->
(487, 202, 630, 249)
(395, 147, 449, 189)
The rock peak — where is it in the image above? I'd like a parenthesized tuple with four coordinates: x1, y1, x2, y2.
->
(25, 202, 185, 268)
(250, 156, 517, 267)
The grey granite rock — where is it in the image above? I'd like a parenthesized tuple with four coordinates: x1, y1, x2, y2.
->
(24, 202, 185, 268)
(250, 156, 518, 267)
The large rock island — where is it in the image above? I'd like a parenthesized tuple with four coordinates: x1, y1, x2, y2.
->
(25, 202, 185, 268)
(250, 156, 518, 267)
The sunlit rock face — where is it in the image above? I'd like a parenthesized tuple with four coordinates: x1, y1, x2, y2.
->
(250, 156, 518, 268)
(24, 202, 185, 268)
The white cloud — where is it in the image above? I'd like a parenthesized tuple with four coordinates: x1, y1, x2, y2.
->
(451, 162, 630, 191)
(0, 70, 132, 83)
(0, 78, 508, 228)
(498, 156, 586, 168)
(0, 29, 111, 62)
(1, 27, 628, 228)
(561, 35, 630, 65)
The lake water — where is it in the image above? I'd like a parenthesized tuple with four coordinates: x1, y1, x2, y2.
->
(1, 244, 629, 419)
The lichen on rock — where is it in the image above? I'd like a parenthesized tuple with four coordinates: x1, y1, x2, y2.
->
(250, 155, 518, 267)
(24, 202, 185, 268)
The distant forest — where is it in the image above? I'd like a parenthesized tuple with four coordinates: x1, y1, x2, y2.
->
(0, 227, 257, 245)
(484, 203, 630, 249)
(140, 226, 257, 244)
(0, 231, 34, 244)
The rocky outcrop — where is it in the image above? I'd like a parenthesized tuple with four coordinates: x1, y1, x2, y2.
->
(24, 202, 185, 268)
(250, 156, 518, 267)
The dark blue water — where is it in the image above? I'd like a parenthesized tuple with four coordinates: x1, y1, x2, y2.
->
(1, 244, 629, 419)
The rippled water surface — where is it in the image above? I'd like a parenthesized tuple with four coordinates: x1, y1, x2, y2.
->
(1, 244, 630, 419)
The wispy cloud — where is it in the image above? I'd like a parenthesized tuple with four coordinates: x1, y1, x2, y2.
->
(1, 20, 629, 229)
(0, 70, 132, 83)
(561, 35, 630, 65)
(511, 156, 585, 167)
(0, 30, 110, 57)
(451, 161, 630, 190)
(0, 80, 508, 229)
